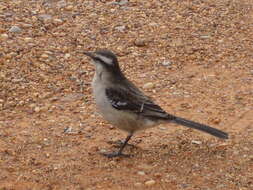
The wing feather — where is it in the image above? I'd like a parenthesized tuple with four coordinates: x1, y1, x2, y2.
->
(105, 88, 174, 120)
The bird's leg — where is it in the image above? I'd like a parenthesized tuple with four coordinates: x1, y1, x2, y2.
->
(102, 133, 133, 158)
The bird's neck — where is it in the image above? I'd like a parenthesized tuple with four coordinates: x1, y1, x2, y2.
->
(94, 65, 125, 85)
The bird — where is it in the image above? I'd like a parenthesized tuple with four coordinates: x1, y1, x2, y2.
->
(84, 49, 228, 158)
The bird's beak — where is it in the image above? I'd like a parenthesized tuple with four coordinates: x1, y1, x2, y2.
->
(84, 52, 96, 59)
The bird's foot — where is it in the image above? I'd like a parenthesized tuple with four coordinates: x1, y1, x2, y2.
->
(107, 140, 136, 148)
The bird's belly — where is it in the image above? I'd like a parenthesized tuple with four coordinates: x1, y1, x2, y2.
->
(101, 109, 157, 133)
(97, 99, 157, 132)
(92, 83, 159, 133)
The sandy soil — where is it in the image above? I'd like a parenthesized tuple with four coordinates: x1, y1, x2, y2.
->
(0, 0, 252, 189)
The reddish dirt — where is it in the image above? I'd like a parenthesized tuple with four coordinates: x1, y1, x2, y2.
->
(0, 0, 252, 189)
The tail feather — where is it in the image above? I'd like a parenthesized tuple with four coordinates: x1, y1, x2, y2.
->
(173, 117, 228, 139)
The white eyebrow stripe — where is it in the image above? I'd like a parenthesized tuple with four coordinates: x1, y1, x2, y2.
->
(96, 54, 113, 65)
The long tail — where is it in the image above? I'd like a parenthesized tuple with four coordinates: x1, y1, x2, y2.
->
(172, 116, 228, 139)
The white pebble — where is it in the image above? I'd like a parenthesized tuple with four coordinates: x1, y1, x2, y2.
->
(115, 25, 126, 32)
(99, 149, 107, 153)
(161, 60, 172, 66)
(191, 140, 202, 145)
(137, 171, 146, 176)
(24, 37, 33, 42)
(53, 18, 63, 25)
(145, 179, 156, 186)
(143, 82, 154, 89)
(41, 54, 49, 58)
(64, 53, 71, 59)
(200, 35, 210, 39)
(65, 5, 73, 11)
(34, 107, 41, 113)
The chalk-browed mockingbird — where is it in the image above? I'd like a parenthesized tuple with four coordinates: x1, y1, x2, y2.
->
(84, 50, 228, 157)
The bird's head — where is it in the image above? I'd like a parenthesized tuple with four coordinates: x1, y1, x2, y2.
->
(84, 50, 122, 74)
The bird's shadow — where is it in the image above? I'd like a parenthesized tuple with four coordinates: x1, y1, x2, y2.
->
(104, 137, 229, 164)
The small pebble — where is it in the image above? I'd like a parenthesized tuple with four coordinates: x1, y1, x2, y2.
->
(154, 173, 162, 177)
(161, 60, 172, 66)
(34, 107, 41, 113)
(159, 126, 166, 130)
(24, 37, 33, 42)
(109, 126, 114, 130)
(118, 0, 128, 5)
(192, 140, 202, 145)
(53, 18, 63, 25)
(21, 23, 32, 28)
(65, 5, 73, 11)
(8, 52, 17, 57)
(38, 14, 52, 22)
(29, 103, 36, 108)
(134, 38, 147, 47)
(200, 35, 210, 39)
(63, 127, 73, 134)
(143, 82, 154, 89)
(0, 33, 8, 39)
(145, 179, 156, 186)
(109, 0, 128, 5)
(64, 53, 71, 59)
(134, 182, 142, 187)
(212, 118, 221, 124)
(181, 183, 189, 188)
(9, 26, 22, 33)
(137, 164, 154, 170)
(115, 25, 126, 32)
(18, 100, 25, 106)
(137, 171, 146, 176)
(149, 22, 159, 27)
(57, 0, 67, 8)
(41, 54, 49, 58)
(100, 149, 107, 154)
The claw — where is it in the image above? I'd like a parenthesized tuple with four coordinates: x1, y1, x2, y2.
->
(107, 140, 136, 148)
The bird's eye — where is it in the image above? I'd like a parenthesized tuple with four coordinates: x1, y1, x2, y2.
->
(94, 57, 102, 62)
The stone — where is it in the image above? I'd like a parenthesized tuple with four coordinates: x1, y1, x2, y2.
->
(143, 82, 154, 89)
(24, 37, 33, 42)
(64, 53, 71, 59)
(134, 182, 142, 187)
(137, 171, 146, 176)
(191, 140, 202, 145)
(38, 14, 52, 22)
(65, 5, 74, 11)
(34, 107, 41, 113)
(161, 60, 172, 66)
(145, 179, 156, 186)
(0, 33, 8, 39)
(115, 25, 126, 32)
(134, 38, 147, 47)
(53, 18, 63, 25)
(9, 26, 22, 33)
(41, 54, 49, 58)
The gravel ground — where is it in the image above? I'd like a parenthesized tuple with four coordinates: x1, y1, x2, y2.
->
(0, 0, 252, 189)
